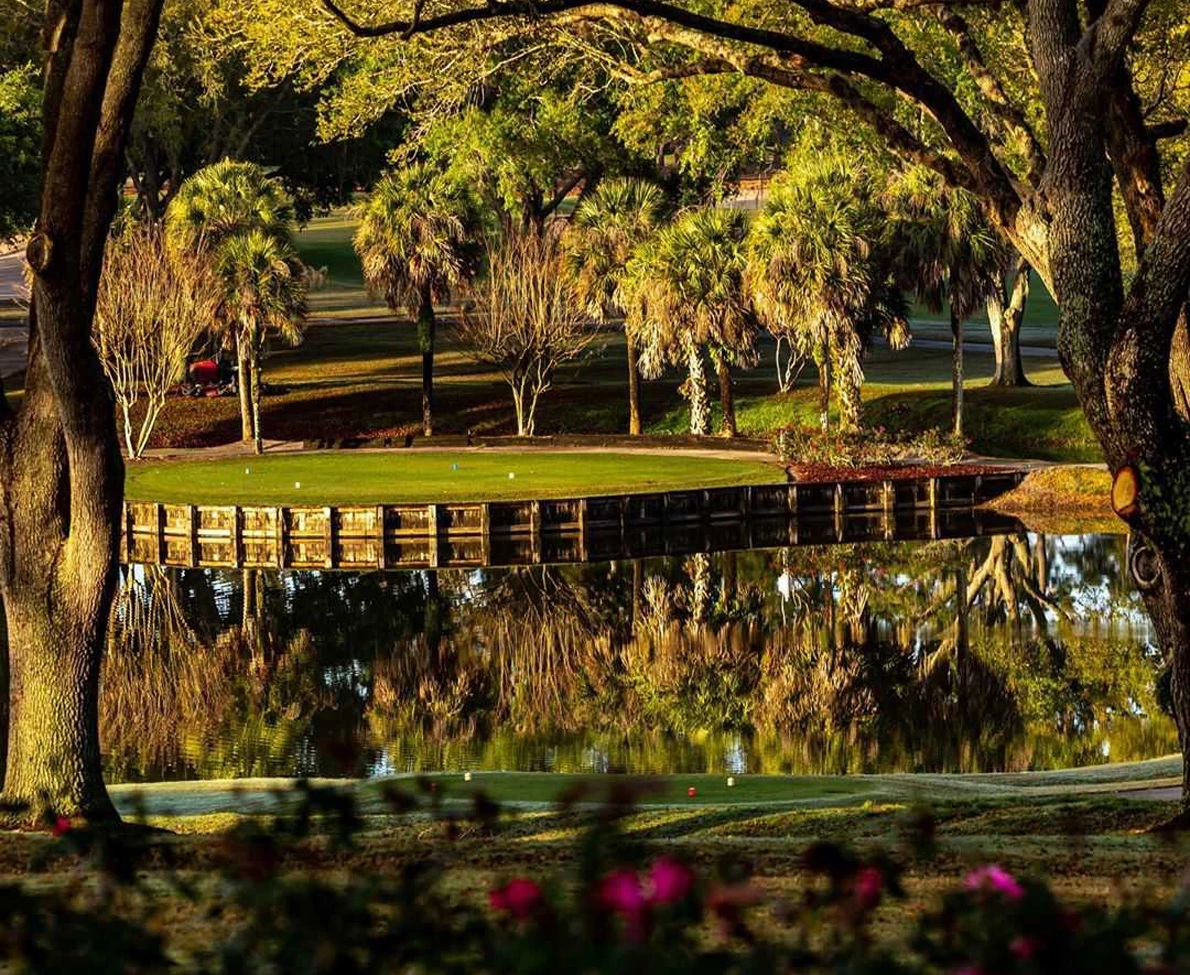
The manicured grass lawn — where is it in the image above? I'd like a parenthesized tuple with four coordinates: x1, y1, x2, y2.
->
(124, 450, 785, 505)
(364, 772, 874, 806)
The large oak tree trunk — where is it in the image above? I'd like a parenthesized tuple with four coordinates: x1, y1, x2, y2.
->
(626, 332, 642, 436)
(0, 0, 165, 823)
(1, 335, 122, 823)
(417, 287, 435, 437)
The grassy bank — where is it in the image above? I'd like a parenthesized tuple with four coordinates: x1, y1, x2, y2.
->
(124, 449, 784, 505)
(2, 763, 1179, 962)
(991, 465, 1114, 518)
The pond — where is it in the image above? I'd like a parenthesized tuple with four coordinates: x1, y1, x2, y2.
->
(101, 528, 1175, 783)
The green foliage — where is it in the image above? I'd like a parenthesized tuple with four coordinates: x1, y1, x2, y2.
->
(353, 162, 482, 318)
(563, 177, 668, 320)
(882, 165, 1008, 321)
(0, 64, 40, 242)
(215, 230, 307, 344)
(624, 206, 757, 375)
(774, 423, 968, 468)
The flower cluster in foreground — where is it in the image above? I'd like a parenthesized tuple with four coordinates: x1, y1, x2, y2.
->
(3, 783, 1187, 974)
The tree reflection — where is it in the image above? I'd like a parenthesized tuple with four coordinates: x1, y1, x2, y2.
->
(100, 534, 1177, 782)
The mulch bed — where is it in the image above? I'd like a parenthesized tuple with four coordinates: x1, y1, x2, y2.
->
(787, 462, 1015, 483)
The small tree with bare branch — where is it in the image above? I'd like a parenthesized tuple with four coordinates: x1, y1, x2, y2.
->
(459, 232, 596, 436)
(93, 227, 220, 459)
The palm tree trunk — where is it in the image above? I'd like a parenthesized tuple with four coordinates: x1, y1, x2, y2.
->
(626, 332, 643, 436)
(819, 346, 832, 432)
(716, 355, 737, 438)
(951, 307, 964, 439)
(250, 343, 263, 455)
(237, 334, 252, 443)
(418, 288, 435, 437)
(685, 341, 709, 436)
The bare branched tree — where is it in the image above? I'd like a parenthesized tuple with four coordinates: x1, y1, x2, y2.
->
(93, 227, 219, 459)
(459, 231, 597, 436)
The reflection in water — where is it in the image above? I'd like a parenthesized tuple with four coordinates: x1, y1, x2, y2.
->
(100, 532, 1175, 782)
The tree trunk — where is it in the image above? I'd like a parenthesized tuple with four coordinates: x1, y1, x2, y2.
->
(818, 347, 832, 432)
(418, 289, 435, 437)
(716, 355, 737, 438)
(237, 335, 252, 443)
(626, 332, 642, 436)
(684, 341, 709, 436)
(988, 262, 1031, 387)
(951, 307, 964, 439)
(250, 343, 263, 455)
(0, 339, 121, 823)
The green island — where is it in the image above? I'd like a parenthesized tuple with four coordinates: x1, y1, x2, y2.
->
(124, 449, 784, 505)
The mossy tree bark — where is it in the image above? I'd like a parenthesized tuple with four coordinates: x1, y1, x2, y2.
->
(0, 0, 164, 824)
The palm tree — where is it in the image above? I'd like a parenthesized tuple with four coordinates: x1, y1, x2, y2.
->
(354, 164, 481, 437)
(623, 207, 756, 437)
(563, 178, 667, 436)
(166, 160, 300, 445)
(883, 166, 1007, 438)
(748, 160, 908, 432)
(216, 231, 307, 453)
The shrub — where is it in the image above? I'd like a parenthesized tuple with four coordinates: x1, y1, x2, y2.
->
(775, 424, 969, 468)
(3, 783, 1190, 973)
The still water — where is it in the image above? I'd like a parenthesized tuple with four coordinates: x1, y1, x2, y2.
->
(102, 530, 1175, 783)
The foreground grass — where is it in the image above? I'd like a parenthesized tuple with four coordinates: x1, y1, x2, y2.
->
(124, 450, 784, 505)
(1, 763, 1177, 960)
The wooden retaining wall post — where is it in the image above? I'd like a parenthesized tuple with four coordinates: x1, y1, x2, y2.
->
(233, 506, 244, 568)
(530, 500, 542, 562)
(427, 504, 439, 568)
(479, 503, 491, 564)
(324, 506, 334, 569)
(274, 507, 285, 568)
(188, 504, 199, 567)
(155, 502, 166, 565)
(375, 505, 386, 569)
(577, 498, 588, 563)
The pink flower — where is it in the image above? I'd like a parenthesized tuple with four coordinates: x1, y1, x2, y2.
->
(598, 869, 650, 940)
(854, 866, 883, 910)
(51, 816, 71, 838)
(647, 857, 695, 906)
(599, 869, 646, 915)
(964, 865, 1024, 901)
(1010, 936, 1039, 961)
(488, 878, 543, 919)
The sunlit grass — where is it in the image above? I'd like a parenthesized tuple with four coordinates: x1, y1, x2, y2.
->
(124, 450, 784, 505)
